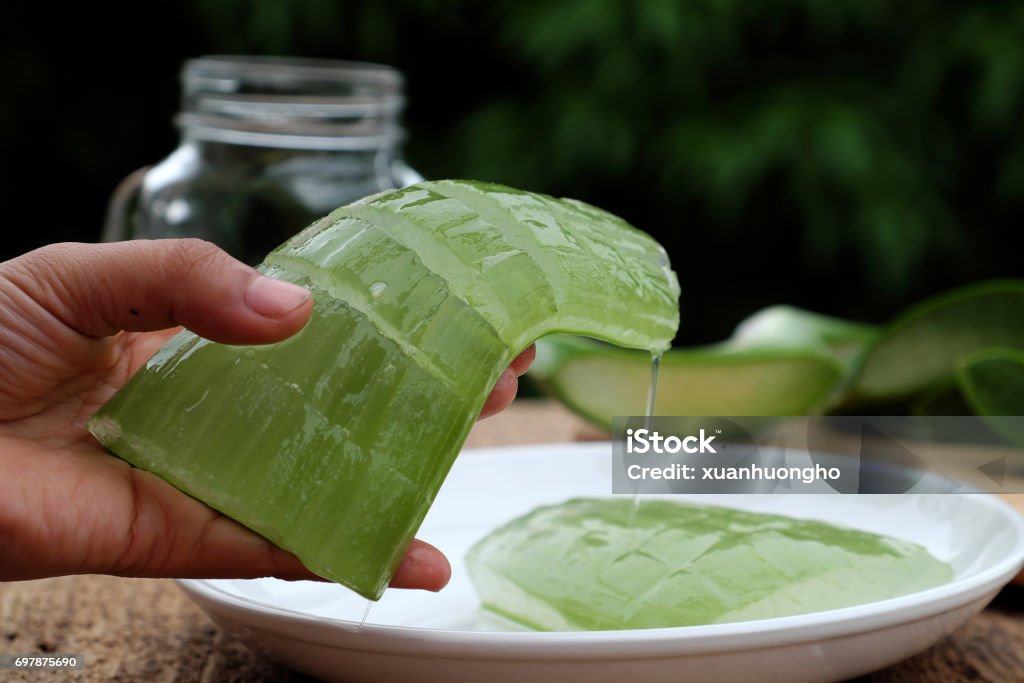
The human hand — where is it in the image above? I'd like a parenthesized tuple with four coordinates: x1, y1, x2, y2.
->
(0, 240, 534, 590)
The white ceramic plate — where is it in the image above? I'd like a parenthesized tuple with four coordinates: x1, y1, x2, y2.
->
(178, 443, 1024, 683)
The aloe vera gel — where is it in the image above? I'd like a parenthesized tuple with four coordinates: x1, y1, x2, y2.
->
(88, 180, 680, 600)
(467, 498, 952, 630)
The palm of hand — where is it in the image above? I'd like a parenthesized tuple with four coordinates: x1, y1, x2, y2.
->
(0, 320, 316, 582)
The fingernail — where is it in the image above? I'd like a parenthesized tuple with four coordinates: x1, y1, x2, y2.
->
(245, 276, 311, 319)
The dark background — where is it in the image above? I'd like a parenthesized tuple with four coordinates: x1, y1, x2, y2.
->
(1, 0, 1021, 345)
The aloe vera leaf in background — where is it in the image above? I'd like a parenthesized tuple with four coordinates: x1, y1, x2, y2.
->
(731, 305, 878, 372)
(466, 498, 951, 630)
(849, 280, 1024, 403)
(531, 334, 842, 429)
(88, 180, 680, 600)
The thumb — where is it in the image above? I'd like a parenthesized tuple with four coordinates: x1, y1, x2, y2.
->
(2, 239, 312, 344)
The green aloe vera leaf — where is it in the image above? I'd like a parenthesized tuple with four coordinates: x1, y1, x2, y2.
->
(531, 334, 842, 429)
(850, 280, 1024, 403)
(731, 305, 879, 372)
(88, 180, 680, 600)
(466, 498, 952, 631)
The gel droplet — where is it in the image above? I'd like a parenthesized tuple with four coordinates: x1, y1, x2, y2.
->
(369, 282, 388, 298)
(243, 350, 256, 360)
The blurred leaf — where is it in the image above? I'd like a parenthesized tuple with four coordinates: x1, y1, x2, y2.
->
(957, 348, 1024, 445)
(958, 348, 1024, 416)
(850, 280, 1024, 402)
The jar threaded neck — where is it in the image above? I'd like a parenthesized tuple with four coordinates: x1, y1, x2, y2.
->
(178, 55, 406, 150)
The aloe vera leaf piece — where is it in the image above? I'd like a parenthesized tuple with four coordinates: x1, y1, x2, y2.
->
(850, 280, 1024, 402)
(466, 498, 952, 630)
(731, 305, 879, 372)
(88, 180, 680, 600)
(531, 334, 842, 428)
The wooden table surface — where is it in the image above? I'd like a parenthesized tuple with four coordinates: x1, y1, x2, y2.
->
(2, 400, 1023, 682)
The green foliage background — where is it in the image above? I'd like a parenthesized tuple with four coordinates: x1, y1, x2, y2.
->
(1, 0, 1022, 344)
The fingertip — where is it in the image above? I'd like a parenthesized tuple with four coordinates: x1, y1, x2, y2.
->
(390, 540, 451, 591)
(196, 275, 313, 345)
(164, 243, 313, 345)
(478, 369, 517, 419)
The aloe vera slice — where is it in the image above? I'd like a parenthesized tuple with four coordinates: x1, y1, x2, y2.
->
(466, 498, 952, 630)
(532, 333, 843, 429)
(731, 305, 878, 372)
(88, 180, 680, 599)
(850, 280, 1024, 402)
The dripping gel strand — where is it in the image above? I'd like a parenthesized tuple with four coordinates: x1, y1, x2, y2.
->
(632, 351, 663, 516)
(357, 599, 374, 630)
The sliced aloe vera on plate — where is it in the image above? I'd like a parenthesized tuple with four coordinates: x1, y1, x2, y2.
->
(850, 280, 1024, 402)
(466, 498, 952, 630)
(531, 333, 843, 428)
(88, 180, 680, 600)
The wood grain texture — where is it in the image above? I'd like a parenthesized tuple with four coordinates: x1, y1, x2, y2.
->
(1, 401, 1022, 682)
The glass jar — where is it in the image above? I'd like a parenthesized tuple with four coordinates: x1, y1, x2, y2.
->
(103, 55, 422, 264)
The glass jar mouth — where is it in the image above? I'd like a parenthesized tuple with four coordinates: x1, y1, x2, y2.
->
(179, 55, 407, 149)
(184, 55, 403, 94)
